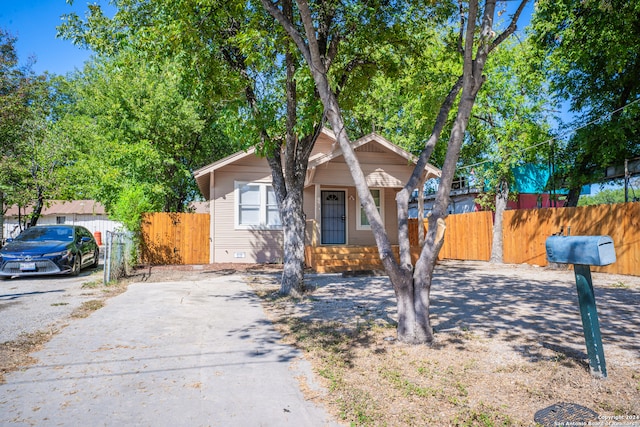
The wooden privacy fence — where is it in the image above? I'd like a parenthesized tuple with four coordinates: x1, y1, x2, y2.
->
(141, 203, 639, 275)
(409, 211, 493, 261)
(503, 202, 640, 275)
(141, 212, 210, 265)
(410, 202, 640, 276)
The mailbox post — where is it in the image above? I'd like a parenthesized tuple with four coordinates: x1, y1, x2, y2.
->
(545, 235, 616, 378)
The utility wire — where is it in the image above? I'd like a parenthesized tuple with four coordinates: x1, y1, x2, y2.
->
(458, 97, 640, 171)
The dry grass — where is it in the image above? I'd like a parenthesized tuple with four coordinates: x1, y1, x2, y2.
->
(0, 330, 55, 383)
(249, 276, 640, 427)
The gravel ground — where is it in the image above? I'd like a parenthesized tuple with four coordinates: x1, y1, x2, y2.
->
(0, 267, 105, 343)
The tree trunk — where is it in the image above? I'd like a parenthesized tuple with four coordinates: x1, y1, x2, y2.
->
(28, 194, 44, 228)
(490, 179, 508, 263)
(279, 190, 307, 297)
(262, 0, 528, 343)
(417, 173, 427, 248)
(565, 187, 581, 207)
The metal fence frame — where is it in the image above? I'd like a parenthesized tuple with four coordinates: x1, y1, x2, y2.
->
(104, 230, 135, 283)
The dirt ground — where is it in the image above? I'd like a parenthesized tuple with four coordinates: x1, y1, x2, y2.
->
(246, 261, 640, 426)
(2, 261, 639, 426)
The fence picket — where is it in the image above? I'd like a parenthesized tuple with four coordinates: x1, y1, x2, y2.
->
(141, 213, 210, 265)
(141, 203, 639, 275)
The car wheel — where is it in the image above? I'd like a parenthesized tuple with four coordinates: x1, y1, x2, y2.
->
(71, 254, 81, 276)
(91, 249, 99, 268)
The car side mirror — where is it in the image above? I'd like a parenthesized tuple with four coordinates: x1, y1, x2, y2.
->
(81, 236, 92, 243)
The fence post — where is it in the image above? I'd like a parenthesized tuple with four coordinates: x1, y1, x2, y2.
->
(104, 231, 111, 284)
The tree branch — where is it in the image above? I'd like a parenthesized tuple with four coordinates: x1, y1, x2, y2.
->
(458, 0, 465, 55)
(489, 0, 528, 53)
(260, 0, 312, 66)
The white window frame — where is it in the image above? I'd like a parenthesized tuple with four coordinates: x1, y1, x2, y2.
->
(356, 188, 384, 230)
(234, 181, 282, 230)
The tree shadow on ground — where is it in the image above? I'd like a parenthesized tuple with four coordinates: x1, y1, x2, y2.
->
(290, 262, 639, 363)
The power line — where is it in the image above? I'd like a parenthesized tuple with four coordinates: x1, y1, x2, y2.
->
(458, 97, 640, 171)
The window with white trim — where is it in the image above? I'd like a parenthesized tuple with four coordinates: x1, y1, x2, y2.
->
(357, 188, 383, 230)
(235, 182, 281, 229)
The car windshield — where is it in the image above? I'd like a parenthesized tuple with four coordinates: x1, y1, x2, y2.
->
(15, 227, 74, 242)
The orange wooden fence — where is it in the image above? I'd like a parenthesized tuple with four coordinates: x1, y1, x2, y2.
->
(140, 203, 640, 275)
(503, 202, 640, 275)
(141, 212, 210, 265)
(410, 202, 639, 276)
(409, 211, 493, 261)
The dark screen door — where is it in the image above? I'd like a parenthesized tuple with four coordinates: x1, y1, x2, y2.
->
(321, 191, 346, 244)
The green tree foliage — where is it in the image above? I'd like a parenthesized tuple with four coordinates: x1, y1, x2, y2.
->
(344, 19, 458, 163)
(55, 53, 235, 230)
(1, 30, 77, 229)
(577, 186, 637, 206)
(531, 0, 640, 205)
(59, 0, 406, 294)
(465, 38, 554, 201)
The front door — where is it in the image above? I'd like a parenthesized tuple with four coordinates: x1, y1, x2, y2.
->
(321, 190, 346, 244)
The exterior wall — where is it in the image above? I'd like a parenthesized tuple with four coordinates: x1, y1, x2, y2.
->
(208, 136, 433, 259)
(313, 152, 414, 187)
(345, 187, 399, 246)
(211, 157, 284, 263)
(3, 214, 122, 241)
(309, 131, 336, 157)
(303, 186, 316, 220)
(508, 193, 563, 210)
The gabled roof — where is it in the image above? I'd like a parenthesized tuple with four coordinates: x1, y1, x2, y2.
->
(193, 146, 257, 179)
(193, 129, 441, 198)
(308, 131, 441, 178)
(4, 200, 107, 216)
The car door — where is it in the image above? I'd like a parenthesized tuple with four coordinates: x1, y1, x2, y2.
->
(77, 227, 95, 266)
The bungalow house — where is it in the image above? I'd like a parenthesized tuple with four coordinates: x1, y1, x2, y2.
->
(2, 200, 123, 244)
(193, 128, 441, 272)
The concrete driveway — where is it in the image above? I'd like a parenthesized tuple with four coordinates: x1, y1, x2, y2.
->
(0, 274, 342, 427)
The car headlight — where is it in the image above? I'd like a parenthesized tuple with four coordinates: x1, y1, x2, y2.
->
(44, 250, 72, 259)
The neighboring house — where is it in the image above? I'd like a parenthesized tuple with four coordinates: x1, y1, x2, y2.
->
(188, 201, 210, 214)
(410, 176, 482, 216)
(2, 200, 123, 242)
(193, 128, 441, 268)
(410, 164, 582, 217)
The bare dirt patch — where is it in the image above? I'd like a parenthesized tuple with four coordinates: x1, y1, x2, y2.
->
(248, 261, 640, 426)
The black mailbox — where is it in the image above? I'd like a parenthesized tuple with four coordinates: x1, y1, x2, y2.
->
(545, 235, 616, 266)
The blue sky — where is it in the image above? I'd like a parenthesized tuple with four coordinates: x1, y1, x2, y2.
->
(0, 1, 102, 75)
(2, 1, 535, 77)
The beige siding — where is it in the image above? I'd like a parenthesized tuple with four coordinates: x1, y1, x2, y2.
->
(313, 160, 413, 187)
(309, 132, 336, 157)
(346, 187, 399, 246)
(212, 165, 283, 263)
(303, 186, 316, 220)
(205, 132, 432, 259)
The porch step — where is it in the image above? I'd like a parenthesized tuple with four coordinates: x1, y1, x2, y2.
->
(305, 245, 401, 273)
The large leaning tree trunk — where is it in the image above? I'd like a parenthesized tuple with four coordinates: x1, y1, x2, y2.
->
(263, 0, 528, 343)
(490, 178, 509, 263)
